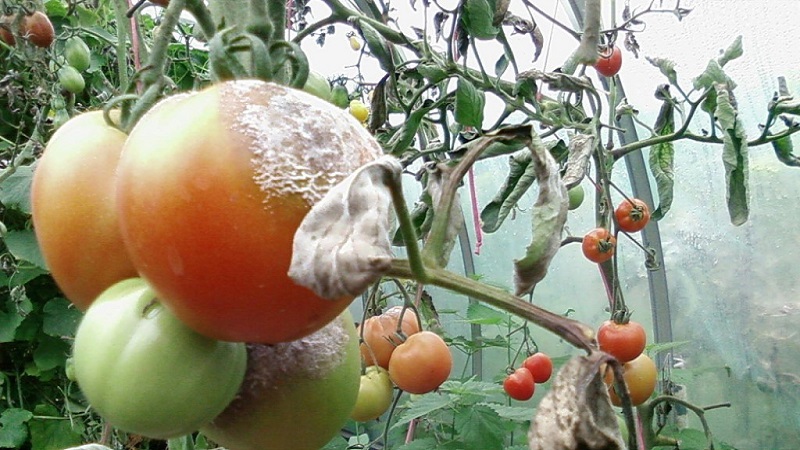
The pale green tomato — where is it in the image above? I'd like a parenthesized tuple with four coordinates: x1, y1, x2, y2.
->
(201, 311, 361, 450)
(302, 71, 332, 102)
(351, 366, 394, 422)
(72, 278, 247, 439)
(568, 184, 585, 210)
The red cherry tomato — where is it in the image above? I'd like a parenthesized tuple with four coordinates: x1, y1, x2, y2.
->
(594, 45, 622, 77)
(615, 198, 651, 233)
(522, 353, 553, 384)
(597, 320, 647, 363)
(582, 228, 616, 263)
(503, 367, 535, 401)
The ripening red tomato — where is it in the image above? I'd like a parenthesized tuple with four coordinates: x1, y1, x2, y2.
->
(503, 367, 535, 401)
(31, 111, 138, 310)
(522, 353, 553, 384)
(0, 16, 15, 46)
(115, 80, 382, 343)
(615, 198, 651, 233)
(388, 331, 452, 394)
(594, 45, 622, 77)
(359, 306, 420, 369)
(608, 353, 657, 406)
(582, 228, 616, 263)
(22, 11, 54, 48)
(597, 320, 647, 363)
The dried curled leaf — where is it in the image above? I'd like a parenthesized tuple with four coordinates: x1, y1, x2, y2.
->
(288, 156, 401, 299)
(513, 132, 568, 296)
(528, 355, 625, 450)
(426, 164, 465, 267)
(562, 133, 595, 189)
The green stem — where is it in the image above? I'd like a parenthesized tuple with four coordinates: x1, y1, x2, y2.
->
(386, 167, 428, 282)
(112, 0, 131, 115)
(387, 260, 596, 351)
(267, 0, 285, 41)
(185, 0, 216, 40)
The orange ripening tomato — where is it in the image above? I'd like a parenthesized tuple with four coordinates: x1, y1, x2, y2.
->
(31, 111, 138, 309)
(115, 80, 382, 343)
(614, 198, 651, 233)
(608, 353, 657, 406)
(359, 306, 420, 369)
(582, 228, 616, 263)
(388, 331, 452, 394)
(597, 320, 647, 363)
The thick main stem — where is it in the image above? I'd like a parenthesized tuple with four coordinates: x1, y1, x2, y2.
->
(387, 260, 596, 352)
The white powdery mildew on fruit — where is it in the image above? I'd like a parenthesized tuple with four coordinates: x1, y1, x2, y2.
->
(226, 80, 382, 208)
(239, 314, 350, 394)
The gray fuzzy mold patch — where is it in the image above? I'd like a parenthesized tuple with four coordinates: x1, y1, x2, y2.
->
(222, 80, 382, 208)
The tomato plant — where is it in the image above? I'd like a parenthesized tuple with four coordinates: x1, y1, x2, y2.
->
(608, 353, 658, 406)
(115, 79, 382, 343)
(597, 320, 647, 363)
(31, 111, 138, 310)
(201, 311, 361, 450)
(359, 306, 420, 368)
(594, 45, 622, 77)
(522, 353, 554, 384)
(503, 367, 535, 401)
(350, 365, 394, 422)
(388, 331, 452, 394)
(22, 11, 54, 48)
(582, 228, 617, 263)
(72, 278, 248, 438)
(615, 198, 651, 233)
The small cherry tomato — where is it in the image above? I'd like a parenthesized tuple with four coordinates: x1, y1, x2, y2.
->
(349, 99, 369, 123)
(615, 198, 651, 233)
(22, 11, 54, 48)
(608, 353, 657, 406)
(359, 306, 420, 369)
(597, 320, 647, 363)
(388, 331, 452, 394)
(522, 353, 553, 384)
(349, 35, 362, 51)
(567, 185, 585, 210)
(594, 45, 622, 77)
(503, 367, 535, 401)
(582, 228, 616, 263)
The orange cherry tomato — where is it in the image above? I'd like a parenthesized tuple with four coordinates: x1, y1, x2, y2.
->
(608, 353, 657, 406)
(388, 331, 452, 394)
(597, 320, 647, 363)
(359, 306, 420, 369)
(582, 228, 617, 263)
(615, 198, 651, 233)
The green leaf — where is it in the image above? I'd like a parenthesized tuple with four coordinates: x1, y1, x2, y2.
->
(480, 402, 536, 422)
(75, 6, 101, 27)
(28, 405, 83, 450)
(44, 0, 68, 18)
(168, 435, 194, 450)
(494, 54, 509, 78)
(0, 165, 34, 214)
(42, 298, 83, 338)
(772, 136, 800, 167)
(649, 101, 676, 221)
(392, 394, 456, 429)
(460, 0, 500, 40)
(0, 297, 28, 343)
(454, 404, 506, 450)
(645, 57, 678, 85)
(0, 408, 34, 448)
(33, 335, 70, 371)
(455, 77, 485, 128)
(692, 60, 733, 91)
(645, 340, 690, 356)
(480, 150, 534, 233)
(465, 303, 510, 325)
(717, 35, 743, 67)
(715, 85, 749, 225)
(396, 438, 441, 450)
(5, 230, 48, 270)
(416, 62, 449, 84)
(358, 20, 394, 73)
(672, 428, 709, 450)
(63, 445, 113, 450)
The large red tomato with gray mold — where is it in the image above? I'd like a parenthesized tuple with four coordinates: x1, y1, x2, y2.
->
(115, 80, 382, 343)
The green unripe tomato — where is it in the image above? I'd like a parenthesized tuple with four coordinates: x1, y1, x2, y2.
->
(64, 36, 91, 71)
(351, 366, 394, 422)
(568, 184, 585, 210)
(302, 70, 332, 102)
(58, 65, 85, 93)
(202, 310, 361, 450)
(72, 278, 247, 439)
(330, 84, 350, 109)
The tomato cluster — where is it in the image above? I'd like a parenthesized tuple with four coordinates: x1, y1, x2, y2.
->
(350, 307, 452, 421)
(579, 197, 651, 265)
(502, 352, 553, 401)
(597, 319, 655, 406)
(31, 80, 383, 443)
